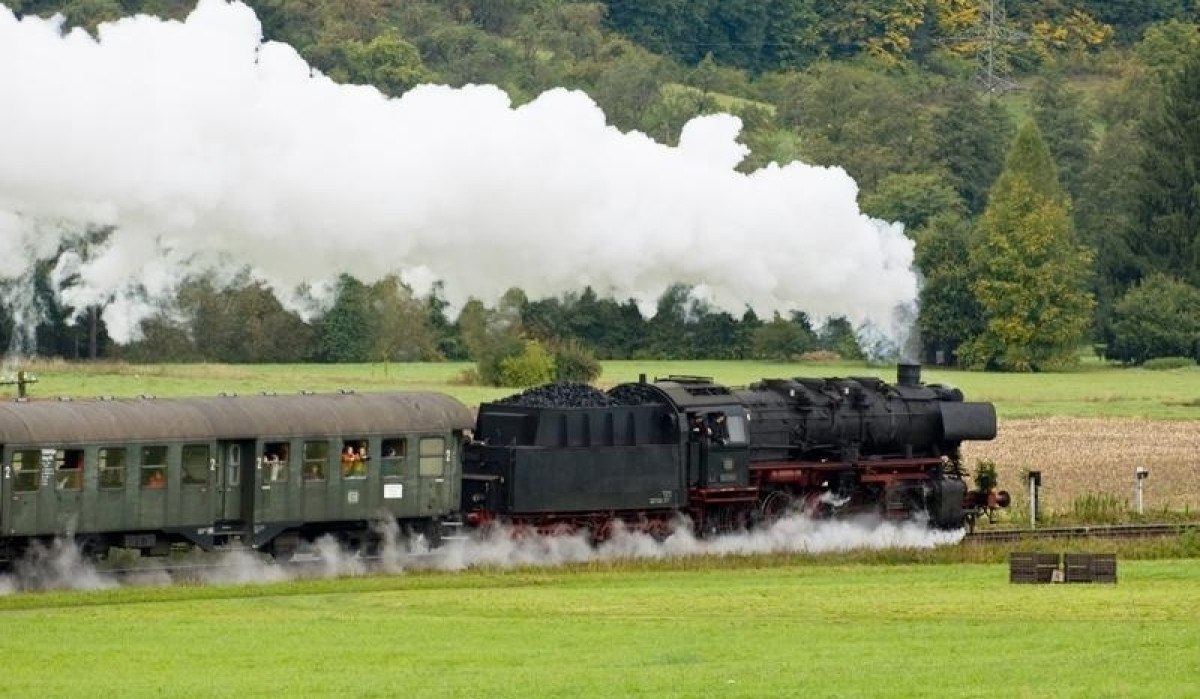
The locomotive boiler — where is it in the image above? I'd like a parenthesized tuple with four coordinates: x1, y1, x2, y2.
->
(461, 364, 1007, 534)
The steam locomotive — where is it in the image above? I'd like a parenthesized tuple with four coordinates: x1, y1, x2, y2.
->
(0, 365, 1005, 569)
(463, 363, 1006, 536)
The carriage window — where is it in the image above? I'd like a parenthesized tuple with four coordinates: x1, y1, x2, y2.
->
(99, 448, 127, 489)
(182, 445, 209, 486)
(340, 438, 368, 479)
(418, 437, 446, 477)
(55, 449, 85, 491)
(11, 449, 41, 492)
(303, 441, 328, 481)
(227, 444, 241, 486)
(381, 438, 406, 477)
(141, 445, 167, 489)
(264, 441, 289, 483)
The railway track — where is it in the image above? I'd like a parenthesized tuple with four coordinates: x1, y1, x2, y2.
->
(965, 522, 1198, 544)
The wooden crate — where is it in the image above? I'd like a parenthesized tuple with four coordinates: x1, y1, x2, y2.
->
(1010, 552, 1061, 584)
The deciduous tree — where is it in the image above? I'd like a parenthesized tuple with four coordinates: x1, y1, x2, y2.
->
(961, 122, 1094, 371)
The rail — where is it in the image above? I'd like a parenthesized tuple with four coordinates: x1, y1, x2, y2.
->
(966, 522, 1197, 544)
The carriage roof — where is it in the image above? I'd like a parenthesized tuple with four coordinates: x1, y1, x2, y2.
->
(0, 391, 473, 446)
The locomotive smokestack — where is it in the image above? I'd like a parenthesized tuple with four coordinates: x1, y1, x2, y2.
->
(897, 363, 921, 387)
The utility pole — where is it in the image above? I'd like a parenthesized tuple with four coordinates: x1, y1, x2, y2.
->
(945, 0, 1026, 95)
(1, 370, 38, 399)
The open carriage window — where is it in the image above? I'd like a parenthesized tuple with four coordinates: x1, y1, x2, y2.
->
(340, 438, 368, 479)
(264, 441, 289, 482)
(55, 449, 85, 490)
(380, 438, 406, 477)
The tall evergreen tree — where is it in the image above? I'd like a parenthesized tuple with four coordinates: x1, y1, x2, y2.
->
(961, 121, 1095, 371)
(913, 212, 983, 365)
(931, 86, 1015, 215)
(1030, 73, 1095, 203)
(316, 274, 373, 363)
(1132, 47, 1200, 288)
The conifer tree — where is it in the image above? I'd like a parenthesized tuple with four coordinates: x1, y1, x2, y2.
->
(1133, 47, 1200, 288)
(961, 121, 1095, 371)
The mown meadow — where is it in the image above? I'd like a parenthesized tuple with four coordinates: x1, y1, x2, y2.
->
(1, 557, 1198, 699)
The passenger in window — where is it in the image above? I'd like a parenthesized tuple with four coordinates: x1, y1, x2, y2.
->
(265, 452, 284, 481)
(146, 469, 166, 489)
(57, 470, 82, 490)
(341, 445, 359, 477)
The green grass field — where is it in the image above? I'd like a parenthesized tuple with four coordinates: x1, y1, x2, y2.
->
(1, 559, 1197, 698)
(8, 358, 1200, 418)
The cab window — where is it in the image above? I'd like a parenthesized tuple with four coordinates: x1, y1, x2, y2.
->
(724, 413, 748, 445)
(418, 437, 446, 477)
(141, 445, 167, 489)
(182, 444, 209, 486)
(11, 449, 41, 492)
(303, 441, 328, 481)
(99, 448, 127, 489)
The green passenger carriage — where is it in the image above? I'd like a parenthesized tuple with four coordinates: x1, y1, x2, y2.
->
(0, 391, 473, 566)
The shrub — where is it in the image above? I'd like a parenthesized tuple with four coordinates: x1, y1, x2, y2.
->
(973, 459, 998, 491)
(1108, 274, 1200, 364)
(552, 339, 602, 384)
(498, 340, 556, 387)
(1142, 356, 1195, 370)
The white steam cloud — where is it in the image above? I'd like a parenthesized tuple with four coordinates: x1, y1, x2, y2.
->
(0, 0, 917, 346)
(0, 515, 962, 595)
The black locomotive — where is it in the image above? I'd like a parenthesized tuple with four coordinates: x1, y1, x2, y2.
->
(462, 363, 1006, 535)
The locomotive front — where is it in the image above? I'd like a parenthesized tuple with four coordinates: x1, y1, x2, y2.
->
(736, 363, 1006, 528)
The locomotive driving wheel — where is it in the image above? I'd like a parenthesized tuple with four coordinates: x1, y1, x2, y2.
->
(757, 490, 794, 525)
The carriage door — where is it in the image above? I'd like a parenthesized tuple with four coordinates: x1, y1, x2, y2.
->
(416, 436, 451, 516)
(3, 448, 45, 535)
(216, 440, 256, 525)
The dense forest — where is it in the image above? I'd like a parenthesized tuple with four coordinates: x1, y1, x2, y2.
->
(3, 0, 1200, 381)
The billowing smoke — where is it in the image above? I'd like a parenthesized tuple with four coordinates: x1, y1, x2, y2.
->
(0, 515, 962, 594)
(0, 0, 917, 348)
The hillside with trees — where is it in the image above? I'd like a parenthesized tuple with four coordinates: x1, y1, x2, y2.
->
(3, 0, 1200, 381)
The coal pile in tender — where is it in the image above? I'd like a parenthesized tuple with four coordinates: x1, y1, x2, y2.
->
(494, 383, 619, 408)
(606, 382, 665, 406)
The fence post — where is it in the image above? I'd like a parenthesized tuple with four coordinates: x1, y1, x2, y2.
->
(1135, 466, 1148, 515)
(1028, 470, 1041, 529)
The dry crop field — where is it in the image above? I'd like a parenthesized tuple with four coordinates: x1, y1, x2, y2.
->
(965, 417, 1200, 518)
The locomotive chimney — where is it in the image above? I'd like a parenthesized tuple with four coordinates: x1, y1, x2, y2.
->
(897, 363, 921, 387)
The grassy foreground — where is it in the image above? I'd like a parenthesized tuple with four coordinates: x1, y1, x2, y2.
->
(1, 559, 1198, 699)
